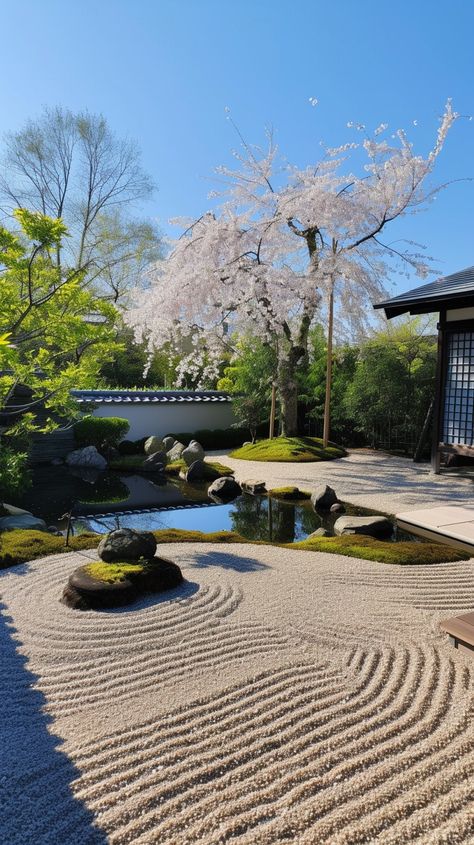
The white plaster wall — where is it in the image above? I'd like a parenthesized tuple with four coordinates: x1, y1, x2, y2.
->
(90, 402, 236, 440)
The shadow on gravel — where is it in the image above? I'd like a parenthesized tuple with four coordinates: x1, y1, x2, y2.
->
(191, 551, 269, 572)
(0, 601, 107, 845)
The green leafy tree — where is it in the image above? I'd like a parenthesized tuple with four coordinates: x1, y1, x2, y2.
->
(344, 318, 437, 452)
(0, 209, 121, 435)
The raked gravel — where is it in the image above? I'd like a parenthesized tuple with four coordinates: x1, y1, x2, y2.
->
(1, 532, 474, 844)
(210, 447, 474, 514)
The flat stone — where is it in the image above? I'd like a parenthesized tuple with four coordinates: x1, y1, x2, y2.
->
(62, 557, 183, 610)
(241, 480, 267, 495)
(334, 515, 394, 538)
(311, 485, 338, 511)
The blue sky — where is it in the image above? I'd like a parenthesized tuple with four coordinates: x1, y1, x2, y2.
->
(1, 0, 473, 297)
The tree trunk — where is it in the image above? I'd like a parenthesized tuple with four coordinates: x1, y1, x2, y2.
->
(277, 350, 300, 436)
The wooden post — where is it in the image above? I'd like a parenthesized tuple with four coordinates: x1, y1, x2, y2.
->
(431, 312, 445, 473)
(323, 278, 334, 448)
(269, 383, 276, 440)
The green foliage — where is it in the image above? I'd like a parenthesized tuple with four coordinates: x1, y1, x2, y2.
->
(232, 395, 268, 443)
(0, 447, 31, 500)
(167, 427, 255, 449)
(0, 530, 99, 569)
(74, 416, 130, 450)
(231, 436, 346, 462)
(218, 336, 277, 435)
(267, 487, 311, 500)
(344, 318, 437, 451)
(100, 325, 179, 388)
(0, 210, 122, 434)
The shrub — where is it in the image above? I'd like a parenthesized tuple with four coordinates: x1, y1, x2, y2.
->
(0, 447, 31, 501)
(74, 416, 130, 451)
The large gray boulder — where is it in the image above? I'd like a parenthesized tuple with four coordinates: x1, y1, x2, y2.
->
(162, 436, 176, 452)
(141, 450, 168, 472)
(208, 476, 242, 502)
(311, 485, 338, 511)
(98, 528, 157, 562)
(66, 446, 107, 470)
(144, 436, 164, 456)
(334, 515, 394, 538)
(185, 459, 207, 482)
(167, 441, 185, 462)
(182, 440, 205, 466)
(0, 514, 47, 532)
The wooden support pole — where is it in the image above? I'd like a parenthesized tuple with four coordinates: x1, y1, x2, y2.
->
(269, 383, 276, 440)
(323, 279, 334, 449)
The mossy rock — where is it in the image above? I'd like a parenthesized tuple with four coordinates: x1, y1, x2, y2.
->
(230, 436, 346, 463)
(62, 556, 183, 610)
(267, 487, 311, 501)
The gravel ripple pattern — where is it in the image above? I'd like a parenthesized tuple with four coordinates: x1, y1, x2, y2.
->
(1, 542, 474, 844)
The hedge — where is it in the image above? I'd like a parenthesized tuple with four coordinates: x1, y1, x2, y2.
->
(74, 416, 130, 451)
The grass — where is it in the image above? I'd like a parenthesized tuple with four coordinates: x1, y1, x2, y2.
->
(84, 561, 145, 583)
(0, 526, 468, 570)
(267, 486, 311, 500)
(291, 534, 469, 565)
(109, 456, 234, 479)
(0, 530, 100, 569)
(230, 436, 346, 462)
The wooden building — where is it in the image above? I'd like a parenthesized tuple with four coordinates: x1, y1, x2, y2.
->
(375, 265, 474, 473)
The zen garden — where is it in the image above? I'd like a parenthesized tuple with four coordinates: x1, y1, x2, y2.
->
(1, 4, 474, 844)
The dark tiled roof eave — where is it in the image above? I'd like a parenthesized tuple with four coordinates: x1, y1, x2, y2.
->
(71, 390, 233, 404)
(374, 265, 474, 319)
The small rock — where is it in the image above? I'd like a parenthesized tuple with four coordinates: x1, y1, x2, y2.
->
(167, 441, 185, 461)
(66, 446, 107, 470)
(334, 515, 394, 538)
(97, 528, 157, 562)
(330, 502, 345, 513)
(144, 436, 164, 456)
(182, 440, 205, 466)
(208, 476, 242, 502)
(185, 459, 207, 482)
(307, 527, 331, 538)
(241, 480, 267, 495)
(311, 485, 338, 511)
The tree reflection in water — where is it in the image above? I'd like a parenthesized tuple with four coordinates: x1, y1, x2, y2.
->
(229, 494, 322, 543)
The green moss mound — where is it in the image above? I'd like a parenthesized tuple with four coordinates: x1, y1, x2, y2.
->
(267, 486, 311, 500)
(153, 528, 248, 544)
(291, 534, 469, 565)
(84, 561, 145, 583)
(0, 530, 100, 569)
(230, 436, 346, 462)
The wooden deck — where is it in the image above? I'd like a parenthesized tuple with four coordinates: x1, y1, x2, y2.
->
(396, 506, 474, 554)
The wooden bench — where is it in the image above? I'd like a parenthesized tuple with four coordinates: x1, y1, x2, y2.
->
(440, 612, 474, 656)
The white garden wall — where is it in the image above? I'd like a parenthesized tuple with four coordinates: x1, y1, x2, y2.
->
(90, 401, 236, 440)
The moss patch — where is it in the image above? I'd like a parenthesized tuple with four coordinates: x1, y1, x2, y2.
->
(153, 528, 249, 544)
(291, 534, 469, 565)
(84, 561, 145, 583)
(230, 436, 346, 462)
(267, 486, 311, 501)
(0, 530, 100, 569)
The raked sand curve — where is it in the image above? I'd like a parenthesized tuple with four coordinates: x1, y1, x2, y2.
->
(1, 541, 474, 844)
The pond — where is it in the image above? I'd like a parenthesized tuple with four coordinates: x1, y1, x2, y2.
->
(17, 466, 411, 544)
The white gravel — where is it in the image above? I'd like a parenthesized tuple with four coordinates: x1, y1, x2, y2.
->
(1, 531, 474, 843)
(210, 447, 474, 514)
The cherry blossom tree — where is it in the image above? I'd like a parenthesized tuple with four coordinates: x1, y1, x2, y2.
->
(127, 102, 458, 436)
